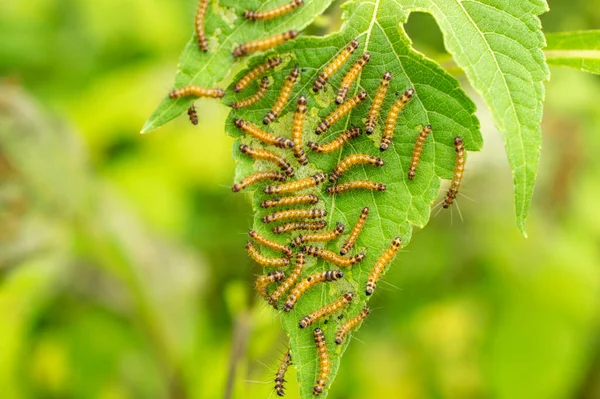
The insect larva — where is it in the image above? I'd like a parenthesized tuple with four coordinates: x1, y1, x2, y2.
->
(335, 53, 371, 104)
(263, 66, 300, 125)
(234, 57, 282, 93)
(246, 241, 290, 267)
(233, 30, 298, 58)
(269, 252, 305, 308)
(239, 144, 295, 177)
(339, 207, 368, 255)
(308, 127, 362, 154)
(272, 220, 327, 235)
(335, 306, 370, 345)
(327, 180, 386, 194)
(365, 72, 392, 134)
(232, 171, 287, 192)
(313, 328, 330, 396)
(249, 230, 293, 257)
(312, 39, 359, 93)
(283, 270, 344, 311)
(169, 86, 225, 99)
(365, 237, 402, 296)
(244, 0, 303, 21)
(230, 77, 270, 110)
(408, 125, 433, 180)
(329, 154, 384, 183)
(290, 95, 308, 165)
(261, 193, 319, 209)
(195, 0, 209, 52)
(274, 349, 292, 397)
(234, 118, 294, 148)
(264, 173, 327, 195)
(315, 91, 367, 135)
(187, 104, 198, 125)
(262, 208, 327, 224)
(303, 246, 365, 267)
(443, 136, 465, 208)
(380, 88, 415, 151)
(255, 270, 286, 300)
(299, 292, 353, 329)
(290, 222, 345, 247)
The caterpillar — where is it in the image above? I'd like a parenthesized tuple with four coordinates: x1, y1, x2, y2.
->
(290, 95, 308, 165)
(195, 0, 209, 52)
(299, 292, 354, 329)
(380, 88, 415, 151)
(232, 171, 287, 192)
(233, 30, 298, 58)
(169, 86, 225, 99)
(234, 118, 294, 148)
(239, 144, 295, 177)
(303, 246, 365, 267)
(244, 0, 303, 21)
(335, 306, 370, 345)
(261, 193, 319, 209)
(313, 39, 359, 93)
(272, 220, 327, 235)
(312, 328, 330, 396)
(262, 208, 327, 224)
(264, 173, 327, 195)
(335, 53, 371, 104)
(308, 127, 362, 154)
(315, 91, 367, 135)
(365, 237, 402, 296)
(329, 154, 385, 183)
(255, 270, 286, 301)
(246, 241, 290, 267)
(274, 349, 292, 397)
(443, 136, 465, 208)
(408, 124, 433, 180)
(365, 72, 392, 134)
(249, 230, 293, 257)
(339, 207, 368, 255)
(326, 180, 386, 195)
(269, 252, 305, 308)
(283, 270, 344, 311)
(263, 65, 300, 125)
(230, 77, 270, 110)
(234, 57, 282, 93)
(187, 104, 198, 125)
(290, 222, 345, 247)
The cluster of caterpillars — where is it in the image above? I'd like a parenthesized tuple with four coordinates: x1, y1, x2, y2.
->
(168, 2, 469, 397)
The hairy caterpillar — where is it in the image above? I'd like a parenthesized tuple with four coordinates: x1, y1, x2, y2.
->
(298, 292, 353, 328)
(326, 180, 386, 194)
(308, 127, 362, 154)
(187, 104, 198, 125)
(169, 86, 225, 99)
(264, 173, 327, 195)
(335, 306, 370, 344)
(255, 270, 286, 300)
(380, 88, 414, 151)
(335, 53, 371, 104)
(234, 57, 282, 92)
(274, 349, 292, 397)
(329, 154, 384, 183)
(262, 208, 327, 224)
(290, 95, 308, 165)
(365, 237, 402, 296)
(283, 270, 344, 311)
(315, 91, 367, 135)
(239, 144, 295, 176)
(313, 39, 359, 92)
(232, 171, 287, 192)
(272, 220, 327, 235)
(263, 66, 300, 125)
(443, 136, 465, 209)
(261, 193, 319, 209)
(290, 222, 345, 247)
(302, 246, 365, 267)
(234, 118, 294, 148)
(246, 241, 290, 267)
(230, 77, 270, 109)
(408, 125, 433, 180)
(244, 0, 303, 21)
(365, 72, 392, 134)
(269, 252, 305, 308)
(249, 230, 293, 257)
(195, 0, 209, 52)
(339, 207, 368, 255)
(312, 328, 330, 396)
(233, 30, 298, 58)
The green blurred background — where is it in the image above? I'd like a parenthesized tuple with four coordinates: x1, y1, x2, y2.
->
(1, 1, 599, 398)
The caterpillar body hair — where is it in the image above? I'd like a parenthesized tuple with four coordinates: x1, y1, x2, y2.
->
(326, 180, 386, 195)
(313, 39, 359, 93)
(230, 77, 270, 109)
(365, 72, 392, 134)
(290, 95, 308, 165)
(365, 237, 402, 296)
(274, 349, 292, 397)
(269, 252, 305, 308)
(239, 144, 295, 176)
(169, 86, 225, 99)
(234, 57, 282, 92)
(380, 88, 415, 151)
(312, 328, 330, 396)
(290, 222, 345, 247)
(261, 193, 319, 209)
(283, 270, 344, 311)
(249, 230, 293, 257)
(264, 173, 327, 195)
(408, 125, 433, 180)
(233, 30, 298, 58)
(315, 91, 367, 135)
(263, 65, 300, 125)
(339, 207, 369, 255)
(443, 136, 465, 208)
(335, 53, 371, 104)
(195, 0, 209, 52)
(272, 220, 327, 235)
(262, 208, 327, 224)
(234, 118, 294, 148)
(244, 0, 303, 21)
(329, 154, 384, 183)
(299, 292, 353, 329)
(246, 241, 290, 267)
(187, 104, 198, 125)
(232, 171, 287, 192)
(308, 127, 362, 154)
(255, 270, 286, 300)
(335, 306, 370, 344)
(303, 246, 365, 267)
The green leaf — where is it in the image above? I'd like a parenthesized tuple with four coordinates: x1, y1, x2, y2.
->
(141, 0, 334, 134)
(402, 0, 550, 234)
(545, 30, 600, 75)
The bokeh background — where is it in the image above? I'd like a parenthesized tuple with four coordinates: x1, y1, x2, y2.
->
(1, 1, 599, 398)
